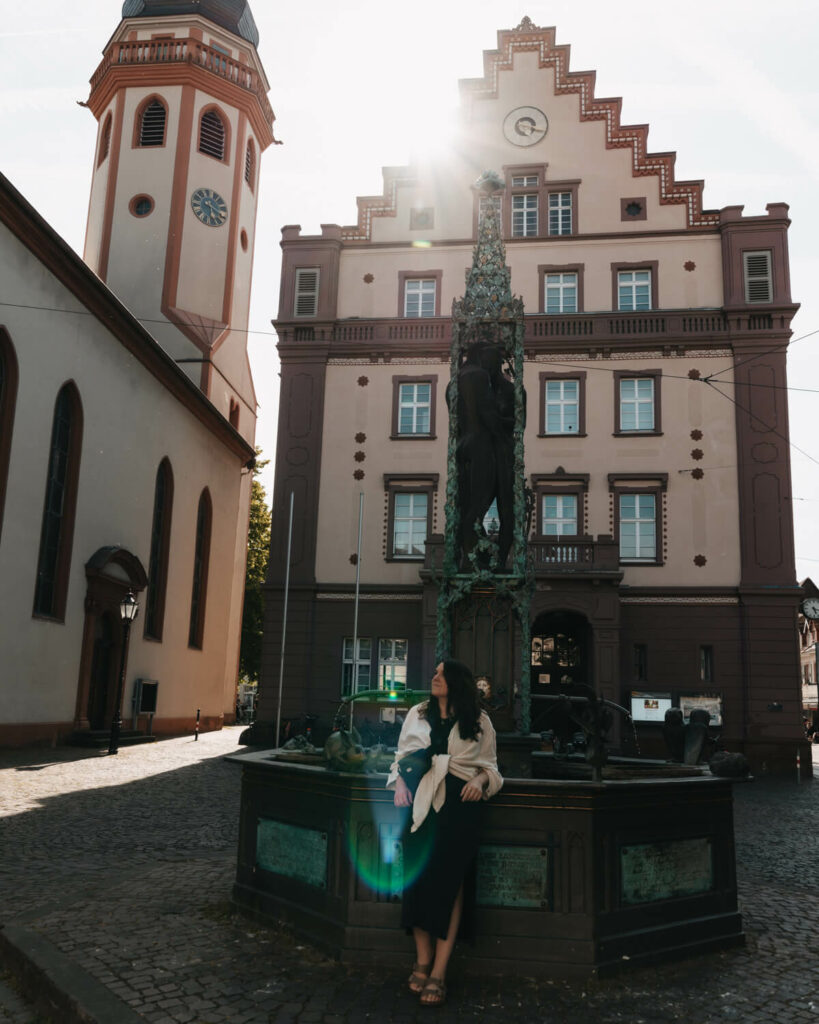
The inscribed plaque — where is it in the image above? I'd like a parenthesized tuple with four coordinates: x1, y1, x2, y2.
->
(256, 819, 327, 889)
(476, 845, 549, 909)
(620, 837, 713, 905)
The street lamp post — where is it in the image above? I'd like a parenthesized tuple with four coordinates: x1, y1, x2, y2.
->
(109, 591, 139, 755)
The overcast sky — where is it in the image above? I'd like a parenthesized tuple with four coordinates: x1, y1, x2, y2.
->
(2, 0, 818, 580)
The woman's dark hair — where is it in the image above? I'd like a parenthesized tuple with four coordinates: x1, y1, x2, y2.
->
(421, 659, 482, 740)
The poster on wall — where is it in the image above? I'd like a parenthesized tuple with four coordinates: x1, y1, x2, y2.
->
(631, 691, 673, 722)
(679, 693, 723, 726)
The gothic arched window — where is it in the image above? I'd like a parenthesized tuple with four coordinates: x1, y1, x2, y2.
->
(33, 383, 83, 620)
(144, 458, 174, 641)
(188, 488, 212, 648)
(244, 138, 256, 191)
(0, 329, 19, 547)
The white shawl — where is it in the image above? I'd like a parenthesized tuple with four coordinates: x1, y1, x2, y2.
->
(386, 703, 503, 832)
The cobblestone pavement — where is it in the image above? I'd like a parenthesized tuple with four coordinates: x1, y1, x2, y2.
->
(1, 731, 819, 1024)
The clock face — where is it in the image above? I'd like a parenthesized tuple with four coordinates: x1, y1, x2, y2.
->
(503, 106, 549, 147)
(190, 187, 228, 227)
(803, 598, 819, 619)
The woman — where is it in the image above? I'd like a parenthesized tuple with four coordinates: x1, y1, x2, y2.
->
(386, 659, 503, 1006)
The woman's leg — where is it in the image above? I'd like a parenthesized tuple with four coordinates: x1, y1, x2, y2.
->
(421, 885, 463, 1004)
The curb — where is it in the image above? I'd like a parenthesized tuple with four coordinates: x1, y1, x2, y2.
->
(0, 923, 143, 1024)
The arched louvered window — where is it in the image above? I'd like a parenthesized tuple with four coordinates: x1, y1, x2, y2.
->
(138, 99, 167, 147)
(98, 113, 112, 167)
(244, 138, 256, 191)
(0, 330, 19, 547)
(198, 109, 226, 161)
(144, 458, 174, 641)
(34, 383, 83, 620)
(188, 488, 212, 648)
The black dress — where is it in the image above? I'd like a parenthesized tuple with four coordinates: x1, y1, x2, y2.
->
(400, 716, 482, 940)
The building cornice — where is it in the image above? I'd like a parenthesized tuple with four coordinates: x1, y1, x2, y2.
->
(0, 172, 254, 463)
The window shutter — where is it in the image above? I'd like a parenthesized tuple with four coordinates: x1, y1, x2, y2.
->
(294, 269, 320, 317)
(139, 100, 166, 147)
(744, 251, 773, 304)
(199, 110, 225, 160)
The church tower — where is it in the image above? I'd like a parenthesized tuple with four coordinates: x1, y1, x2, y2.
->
(83, 0, 276, 439)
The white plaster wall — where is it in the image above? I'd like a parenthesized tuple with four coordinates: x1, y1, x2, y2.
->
(83, 99, 117, 274)
(0, 223, 247, 726)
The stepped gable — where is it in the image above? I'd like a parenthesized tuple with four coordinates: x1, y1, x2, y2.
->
(341, 18, 718, 242)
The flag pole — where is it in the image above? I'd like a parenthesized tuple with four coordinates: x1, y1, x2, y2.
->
(275, 491, 295, 749)
(350, 492, 364, 730)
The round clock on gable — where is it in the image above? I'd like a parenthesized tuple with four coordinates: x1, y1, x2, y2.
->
(503, 106, 548, 147)
(190, 187, 228, 227)
(802, 597, 819, 619)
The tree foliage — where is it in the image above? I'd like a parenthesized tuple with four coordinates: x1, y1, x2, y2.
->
(240, 450, 271, 682)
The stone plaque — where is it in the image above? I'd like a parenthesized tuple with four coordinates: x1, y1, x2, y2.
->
(621, 837, 713, 905)
(476, 845, 550, 909)
(256, 819, 327, 889)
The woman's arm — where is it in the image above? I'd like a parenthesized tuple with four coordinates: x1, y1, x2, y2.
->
(393, 774, 413, 807)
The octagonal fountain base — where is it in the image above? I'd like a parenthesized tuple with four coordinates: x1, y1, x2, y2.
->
(231, 752, 744, 978)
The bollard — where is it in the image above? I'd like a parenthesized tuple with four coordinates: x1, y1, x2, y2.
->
(797, 747, 801, 783)
(195, 707, 200, 741)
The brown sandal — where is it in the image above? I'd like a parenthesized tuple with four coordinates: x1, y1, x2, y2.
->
(420, 977, 447, 1006)
(408, 962, 432, 994)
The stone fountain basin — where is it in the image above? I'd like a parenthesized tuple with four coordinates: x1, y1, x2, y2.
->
(231, 751, 743, 978)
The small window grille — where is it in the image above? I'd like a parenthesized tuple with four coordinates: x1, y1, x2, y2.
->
(743, 251, 773, 304)
(294, 268, 320, 317)
(139, 100, 166, 147)
(199, 110, 225, 160)
(244, 139, 255, 190)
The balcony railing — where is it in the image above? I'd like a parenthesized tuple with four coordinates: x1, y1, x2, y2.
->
(529, 536, 620, 574)
(277, 308, 793, 348)
(91, 39, 273, 125)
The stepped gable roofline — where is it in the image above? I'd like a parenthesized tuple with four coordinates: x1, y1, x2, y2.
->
(459, 18, 719, 229)
(121, 0, 259, 47)
(0, 171, 253, 463)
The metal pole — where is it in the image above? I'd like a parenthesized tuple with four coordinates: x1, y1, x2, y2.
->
(108, 618, 131, 755)
(350, 492, 364, 731)
(195, 707, 200, 741)
(275, 492, 295, 749)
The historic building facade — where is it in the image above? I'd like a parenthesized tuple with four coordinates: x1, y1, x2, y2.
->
(0, 0, 274, 745)
(260, 19, 803, 770)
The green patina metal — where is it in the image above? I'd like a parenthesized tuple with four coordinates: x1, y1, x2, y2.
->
(437, 173, 534, 732)
(256, 819, 328, 888)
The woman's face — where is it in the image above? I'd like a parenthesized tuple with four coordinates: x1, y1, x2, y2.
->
(431, 662, 449, 699)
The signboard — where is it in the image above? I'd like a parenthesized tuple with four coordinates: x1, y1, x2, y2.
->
(630, 691, 672, 723)
(621, 837, 713, 904)
(256, 820, 327, 889)
(476, 845, 550, 909)
(679, 693, 723, 726)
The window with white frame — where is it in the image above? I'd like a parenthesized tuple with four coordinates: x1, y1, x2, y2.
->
(397, 382, 431, 435)
(342, 637, 372, 695)
(544, 379, 579, 434)
(294, 268, 319, 317)
(548, 192, 572, 235)
(392, 492, 428, 558)
(619, 494, 656, 561)
(620, 377, 655, 431)
(542, 494, 578, 536)
(512, 193, 538, 237)
(378, 639, 408, 690)
(544, 272, 578, 314)
(743, 250, 773, 303)
(511, 175, 538, 187)
(404, 279, 436, 318)
(618, 269, 652, 311)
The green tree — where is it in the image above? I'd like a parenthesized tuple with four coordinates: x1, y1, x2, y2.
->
(240, 450, 271, 683)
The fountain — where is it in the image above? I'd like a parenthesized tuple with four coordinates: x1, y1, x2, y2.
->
(231, 180, 745, 977)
